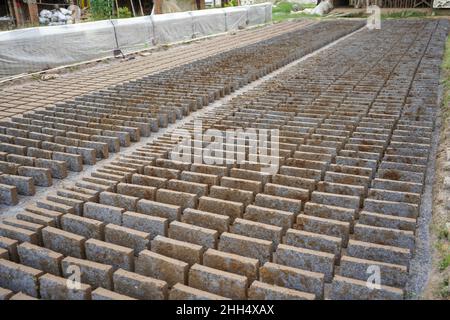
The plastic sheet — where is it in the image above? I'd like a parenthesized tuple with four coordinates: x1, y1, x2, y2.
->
(0, 3, 272, 80)
(110, 16, 154, 54)
(191, 9, 226, 38)
(224, 7, 249, 31)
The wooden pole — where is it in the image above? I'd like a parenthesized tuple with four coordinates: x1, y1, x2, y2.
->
(138, 0, 144, 15)
(115, 0, 119, 17)
(130, 0, 136, 16)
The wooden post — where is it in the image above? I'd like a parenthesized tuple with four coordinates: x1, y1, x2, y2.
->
(153, 0, 162, 14)
(130, 0, 136, 16)
(115, 0, 119, 17)
(27, 1, 39, 25)
(138, 0, 144, 15)
(11, 0, 24, 26)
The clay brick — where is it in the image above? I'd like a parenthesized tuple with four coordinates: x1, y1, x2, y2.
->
(260, 262, 324, 299)
(144, 166, 180, 179)
(297, 214, 350, 246)
(113, 268, 168, 300)
(156, 188, 198, 210)
(255, 193, 302, 214)
(0, 247, 8, 260)
(218, 232, 273, 264)
(0, 183, 18, 205)
(346, 240, 411, 267)
(61, 214, 106, 240)
(46, 195, 84, 215)
(169, 283, 229, 300)
(0, 236, 19, 262)
(16, 211, 55, 227)
(0, 287, 13, 300)
(304, 202, 355, 224)
(359, 211, 416, 231)
(167, 179, 208, 197)
(329, 275, 403, 300)
(272, 174, 316, 191)
(137, 199, 181, 221)
(230, 168, 271, 184)
(190, 163, 228, 177)
(203, 248, 259, 283)
(42, 226, 86, 258)
(39, 273, 91, 300)
(285, 229, 341, 260)
(75, 180, 112, 192)
(0, 259, 44, 297)
(198, 196, 243, 220)
(169, 221, 218, 249)
(0, 224, 39, 244)
(274, 244, 335, 282)
(0, 143, 26, 155)
(92, 287, 136, 300)
(91, 135, 121, 153)
(311, 191, 360, 210)
(105, 224, 150, 255)
(264, 183, 310, 202)
(340, 255, 407, 287)
(52, 151, 83, 172)
(57, 188, 97, 203)
(354, 224, 414, 251)
(9, 292, 39, 300)
(66, 146, 96, 165)
(363, 198, 419, 219)
(85, 239, 134, 271)
(0, 161, 20, 175)
(62, 256, 114, 290)
(181, 208, 230, 233)
(131, 173, 167, 188)
(231, 218, 282, 245)
(209, 185, 254, 206)
(117, 183, 156, 200)
(36, 199, 75, 214)
(221, 176, 262, 193)
(84, 202, 124, 225)
(188, 263, 247, 299)
(136, 249, 189, 286)
(122, 211, 167, 239)
(17, 242, 63, 276)
(7, 154, 35, 166)
(99, 191, 138, 212)
(25, 205, 63, 227)
(279, 166, 322, 181)
(35, 158, 68, 179)
(0, 174, 35, 196)
(156, 159, 190, 171)
(151, 235, 204, 266)
(244, 205, 294, 230)
(368, 188, 420, 205)
(248, 281, 315, 300)
(27, 147, 53, 160)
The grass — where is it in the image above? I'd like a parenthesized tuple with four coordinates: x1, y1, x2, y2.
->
(381, 10, 430, 19)
(272, 2, 319, 22)
(439, 254, 450, 271)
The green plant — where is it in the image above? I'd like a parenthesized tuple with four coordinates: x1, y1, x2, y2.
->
(224, 0, 238, 7)
(90, 0, 113, 20)
(117, 7, 132, 18)
(439, 254, 450, 271)
(439, 278, 449, 298)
